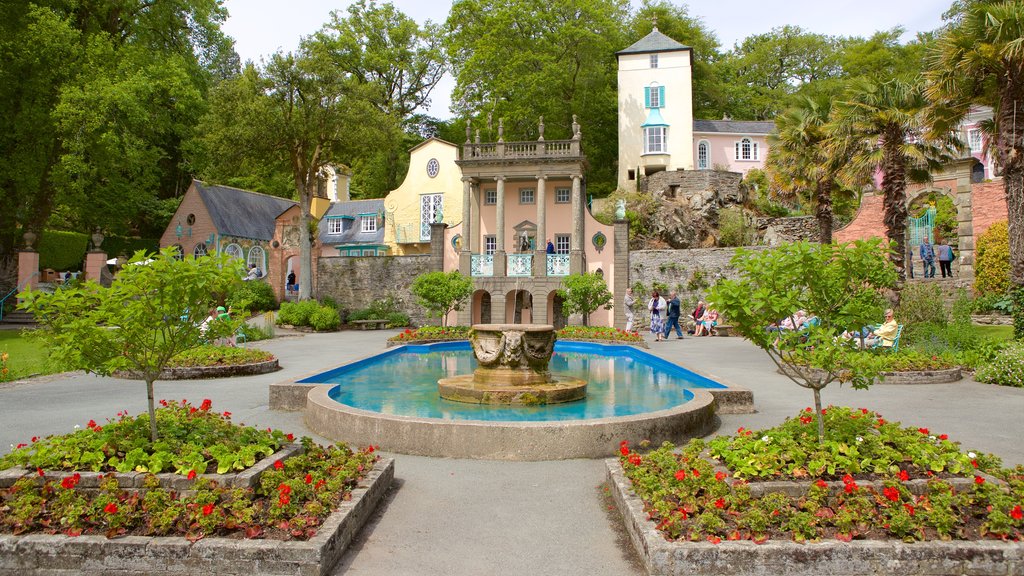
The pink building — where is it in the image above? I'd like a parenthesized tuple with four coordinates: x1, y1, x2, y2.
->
(692, 120, 774, 176)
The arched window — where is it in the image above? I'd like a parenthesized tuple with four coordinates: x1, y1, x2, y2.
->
(170, 244, 184, 261)
(247, 246, 266, 276)
(697, 140, 710, 169)
(224, 243, 243, 260)
(193, 243, 208, 258)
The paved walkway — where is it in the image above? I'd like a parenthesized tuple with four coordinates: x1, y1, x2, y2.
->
(1, 330, 1022, 576)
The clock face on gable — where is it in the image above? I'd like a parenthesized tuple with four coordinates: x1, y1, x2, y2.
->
(426, 158, 440, 178)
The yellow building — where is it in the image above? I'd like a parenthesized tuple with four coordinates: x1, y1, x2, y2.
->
(383, 138, 463, 255)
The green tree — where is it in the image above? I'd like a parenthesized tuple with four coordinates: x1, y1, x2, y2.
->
(709, 240, 898, 442)
(557, 272, 613, 326)
(18, 248, 243, 442)
(926, 0, 1024, 336)
(411, 271, 474, 327)
(444, 0, 626, 195)
(829, 79, 958, 279)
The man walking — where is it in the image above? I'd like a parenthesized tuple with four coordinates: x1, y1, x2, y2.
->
(663, 291, 684, 340)
(919, 240, 936, 279)
(936, 241, 955, 279)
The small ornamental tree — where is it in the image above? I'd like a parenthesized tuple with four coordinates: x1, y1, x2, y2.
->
(18, 248, 243, 442)
(557, 272, 613, 326)
(411, 270, 473, 327)
(709, 240, 898, 442)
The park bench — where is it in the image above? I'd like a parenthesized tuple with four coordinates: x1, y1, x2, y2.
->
(352, 319, 388, 330)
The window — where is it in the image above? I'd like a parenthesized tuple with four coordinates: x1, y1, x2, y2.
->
(327, 218, 343, 234)
(735, 138, 758, 161)
(360, 215, 377, 233)
(484, 235, 496, 254)
(644, 84, 664, 109)
(644, 126, 667, 154)
(224, 243, 243, 260)
(247, 246, 265, 276)
(628, 169, 636, 181)
(193, 243, 208, 258)
(361, 249, 376, 256)
(697, 140, 710, 169)
(555, 234, 570, 254)
(484, 188, 497, 205)
(170, 244, 184, 261)
(555, 187, 571, 203)
(650, 54, 658, 68)
(420, 193, 443, 241)
(968, 128, 982, 151)
(519, 188, 535, 204)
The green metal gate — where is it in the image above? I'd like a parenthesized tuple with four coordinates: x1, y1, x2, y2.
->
(908, 206, 936, 248)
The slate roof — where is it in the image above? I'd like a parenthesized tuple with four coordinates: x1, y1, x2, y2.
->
(693, 120, 776, 135)
(195, 181, 297, 241)
(616, 28, 690, 55)
(319, 199, 386, 246)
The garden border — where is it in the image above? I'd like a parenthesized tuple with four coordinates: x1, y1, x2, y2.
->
(0, 457, 394, 576)
(114, 358, 280, 380)
(605, 458, 1024, 576)
(777, 366, 963, 385)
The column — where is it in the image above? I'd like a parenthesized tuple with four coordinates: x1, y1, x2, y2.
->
(569, 174, 584, 274)
(459, 177, 473, 276)
(494, 176, 507, 276)
(534, 174, 547, 276)
(613, 218, 630, 330)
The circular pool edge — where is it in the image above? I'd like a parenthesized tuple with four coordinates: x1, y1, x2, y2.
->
(304, 385, 718, 460)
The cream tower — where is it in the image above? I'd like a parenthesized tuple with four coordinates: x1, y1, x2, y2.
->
(616, 27, 695, 191)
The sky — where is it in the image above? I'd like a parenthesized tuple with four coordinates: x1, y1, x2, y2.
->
(221, 0, 952, 119)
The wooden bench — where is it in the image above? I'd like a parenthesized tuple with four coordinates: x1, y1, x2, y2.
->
(352, 319, 388, 330)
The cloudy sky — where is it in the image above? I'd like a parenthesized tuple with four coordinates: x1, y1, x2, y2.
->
(221, 0, 952, 118)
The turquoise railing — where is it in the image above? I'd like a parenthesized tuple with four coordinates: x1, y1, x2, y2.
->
(0, 271, 38, 322)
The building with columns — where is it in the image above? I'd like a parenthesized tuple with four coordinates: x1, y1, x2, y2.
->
(445, 117, 622, 327)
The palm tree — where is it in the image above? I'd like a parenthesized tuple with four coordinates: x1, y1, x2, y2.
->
(926, 1, 1024, 333)
(829, 79, 959, 280)
(767, 95, 846, 243)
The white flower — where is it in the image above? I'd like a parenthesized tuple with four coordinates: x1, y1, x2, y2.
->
(74, 425, 80, 429)
(968, 452, 977, 458)
(855, 436, 863, 443)
(761, 435, 770, 443)
(929, 435, 936, 441)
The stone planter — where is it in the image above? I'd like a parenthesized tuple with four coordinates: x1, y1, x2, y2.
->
(115, 358, 280, 380)
(777, 365, 962, 385)
(0, 458, 394, 576)
(606, 459, 1024, 576)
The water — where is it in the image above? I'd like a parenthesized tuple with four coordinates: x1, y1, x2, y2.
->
(301, 341, 726, 422)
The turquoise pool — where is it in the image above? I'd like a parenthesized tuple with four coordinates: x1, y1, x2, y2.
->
(298, 341, 726, 422)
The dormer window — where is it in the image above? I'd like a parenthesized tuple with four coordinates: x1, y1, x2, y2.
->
(360, 215, 377, 233)
(328, 218, 343, 234)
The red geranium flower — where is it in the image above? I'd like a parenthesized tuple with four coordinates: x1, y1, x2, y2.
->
(714, 498, 726, 509)
(31, 436, 38, 443)
(15, 443, 26, 449)
(202, 503, 214, 516)
(315, 479, 326, 490)
(278, 483, 291, 495)
(674, 469, 687, 481)
(104, 503, 118, 514)
(37, 468, 44, 477)
(707, 535, 721, 544)
(273, 460, 284, 470)
(367, 445, 376, 453)
(286, 433, 295, 441)
(278, 494, 290, 506)
(860, 408, 869, 414)
(899, 470, 910, 482)
(87, 419, 97, 429)
(842, 474, 854, 485)
(883, 486, 900, 502)
(918, 427, 929, 435)
(93, 425, 101, 432)
(904, 503, 915, 516)
(628, 453, 642, 466)
(715, 471, 726, 482)
(200, 398, 212, 411)
(815, 479, 828, 489)
(974, 475, 985, 485)
(61, 476, 77, 489)
(304, 473, 313, 484)
(222, 411, 231, 418)
(1011, 505, 1023, 521)
(619, 445, 630, 456)
(187, 470, 197, 480)
(691, 469, 700, 478)
(844, 482, 858, 494)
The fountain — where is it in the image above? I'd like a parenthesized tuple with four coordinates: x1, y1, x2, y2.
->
(437, 324, 586, 405)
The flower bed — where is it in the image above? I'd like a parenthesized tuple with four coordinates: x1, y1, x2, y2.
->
(115, 346, 280, 379)
(557, 326, 645, 346)
(387, 325, 470, 345)
(617, 407, 1023, 545)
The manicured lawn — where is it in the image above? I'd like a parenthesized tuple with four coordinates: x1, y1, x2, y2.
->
(0, 331, 54, 380)
(972, 324, 1014, 341)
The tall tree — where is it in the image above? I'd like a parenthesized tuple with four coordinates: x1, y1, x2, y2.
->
(444, 0, 626, 195)
(767, 95, 846, 243)
(311, 0, 446, 195)
(926, 0, 1024, 336)
(829, 79, 959, 280)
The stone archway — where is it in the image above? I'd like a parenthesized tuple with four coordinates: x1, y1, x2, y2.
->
(505, 289, 533, 324)
(905, 174, 974, 280)
(472, 290, 491, 324)
(548, 291, 567, 329)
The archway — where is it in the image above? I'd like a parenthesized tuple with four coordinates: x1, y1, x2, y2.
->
(548, 291, 567, 329)
(505, 289, 533, 324)
(472, 290, 491, 325)
(284, 256, 299, 299)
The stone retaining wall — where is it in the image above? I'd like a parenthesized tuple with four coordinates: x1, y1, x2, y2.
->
(606, 459, 1024, 576)
(317, 255, 432, 326)
(629, 247, 769, 306)
(115, 359, 280, 381)
(777, 365, 963, 385)
(0, 458, 394, 576)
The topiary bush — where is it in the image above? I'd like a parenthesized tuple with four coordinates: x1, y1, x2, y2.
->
(308, 307, 341, 331)
(975, 342, 1024, 387)
(38, 230, 88, 271)
(975, 221, 1010, 296)
(227, 280, 277, 312)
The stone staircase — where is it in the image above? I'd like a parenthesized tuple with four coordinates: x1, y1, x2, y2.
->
(903, 276, 972, 310)
(0, 310, 36, 328)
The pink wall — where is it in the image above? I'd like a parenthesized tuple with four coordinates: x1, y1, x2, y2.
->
(474, 180, 576, 250)
(692, 133, 768, 175)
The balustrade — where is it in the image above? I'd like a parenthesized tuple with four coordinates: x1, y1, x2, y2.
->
(470, 254, 494, 277)
(546, 254, 570, 276)
(507, 254, 533, 277)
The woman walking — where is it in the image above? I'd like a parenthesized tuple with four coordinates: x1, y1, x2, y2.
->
(649, 290, 665, 341)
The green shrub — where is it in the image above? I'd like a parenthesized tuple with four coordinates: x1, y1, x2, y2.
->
(349, 297, 401, 322)
(169, 345, 272, 367)
(976, 342, 1024, 387)
(898, 282, 948, 332)
(320, 296, 339, 309)
(227, 281, 277, 312)
(238, 323, 273, 342)
(717, 206, 757, 247)
(386, 312, 410, 328)
(38, 230, 88, 271)
(102, 236, 159, 261)
(276, 301, 320, 326)
(308, 307, 340, 331)
(346, 308, 372, 322)
(975, 221, 1010, 296)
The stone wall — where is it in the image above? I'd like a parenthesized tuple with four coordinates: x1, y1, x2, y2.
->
(628, 247, 770, 307)
(756, 216, 819, 245)
(317, 255, 433, 325)
(643, 169, 746, 207)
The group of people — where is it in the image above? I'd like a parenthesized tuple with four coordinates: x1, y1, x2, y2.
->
(623, 288, 717, 341)
(911, 240, 956, 279)
(841, 308, 899, 348)
(199, 306, 236, 346)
